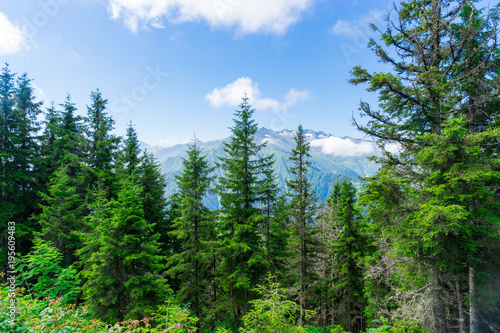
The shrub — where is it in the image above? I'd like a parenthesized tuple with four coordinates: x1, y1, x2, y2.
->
(241, 274, 315, 333)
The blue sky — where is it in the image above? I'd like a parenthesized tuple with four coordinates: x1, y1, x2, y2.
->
(1, 0, 487, 146)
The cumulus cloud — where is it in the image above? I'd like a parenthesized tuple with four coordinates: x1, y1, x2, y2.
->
(205, 77, 309, 112)
(310, 137, 377, 157)
(0, 12, 29, 55)
(107, 0, 315, 35)
(331, 9, 384, 38)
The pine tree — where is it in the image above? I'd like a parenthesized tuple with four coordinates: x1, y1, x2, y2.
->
(327, 176, 368, 333)
(259, 155, 290, 275)
(286, 125, 318, 324)
(168, 137, 214, 326)
(36, 102, 61, 192)
(121, 122, 141, 175)
(37, 165, 84, 267)
(0, 66, 42, 269)
(415, 118, 500, 333)
(78, 173, 169, 322)
(351, 1, 500, 330)
(140, 151, 170, 256)
(0, 64, 17, 271)
(83, 90, 120, 195)
(36, 95, 85, 192)
(215, 95, 268, 325)
(119, 123, 171, 262)
(58, 95, 85, 176)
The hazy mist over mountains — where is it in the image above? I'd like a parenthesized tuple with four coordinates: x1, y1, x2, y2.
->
(141, 127, 381, 209)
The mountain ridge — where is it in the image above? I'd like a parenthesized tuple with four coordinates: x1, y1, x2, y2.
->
(140, 127, 380, 209)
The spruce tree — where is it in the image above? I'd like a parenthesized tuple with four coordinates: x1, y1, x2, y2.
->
(215, 95, 267, 325)
(121, 122, 141, 175)
(0, 66, 42, 268)
(119, 123, 171, 261)
(36, 102, 61, 192)
(58, 95, 85, 176)
(327, 176, 368, 333)
(37, 95, 85, 194)
(78, 173, 169, 322)
(140, 151, 170, 256)
(351, 1, 500, 330)
(0, 64, 17, 271)
(286, 125, 318, 324)
(83, 90, 120, 195)
(168, 137, 214, 326)
(259, 155, 290, 275)
(37, 165, 84, 267)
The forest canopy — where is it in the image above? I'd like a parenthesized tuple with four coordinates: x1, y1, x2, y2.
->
(1, 1, 500, 332)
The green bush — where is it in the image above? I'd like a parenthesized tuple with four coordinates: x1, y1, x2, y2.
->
(367, 317, 430, 333)
(1, 282, 198, 332)
(15, 238, 80, 304)
(241, 274, 315, 333)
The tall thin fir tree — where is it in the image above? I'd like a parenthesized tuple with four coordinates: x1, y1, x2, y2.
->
(259, 154, 290, 275)
(83, 89, 120, 196)
(0, 65, 20, 271)
(121, 122, 141, 176)
(36, 102, 61, 193)
(327, 176, 368, 333)
(168, 136, 214, 328)
(58, 95, 85, 178)
(140, 151, 170, 257)
(36, 94, 85, 203)
(215, 95, 268, 325)
(286, 125, 318, 325)
(118, 123, 171, 270)
(0, 67, 42, 268)
(37, 165, 84, 267)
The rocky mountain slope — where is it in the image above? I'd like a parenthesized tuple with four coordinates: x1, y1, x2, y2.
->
(141, 127, 381, 209)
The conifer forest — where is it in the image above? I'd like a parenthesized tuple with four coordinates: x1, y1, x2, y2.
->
(1, 1, 500, 332)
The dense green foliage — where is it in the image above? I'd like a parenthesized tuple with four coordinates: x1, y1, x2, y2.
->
(1, 1, 500, 332)
(168, 137, 214, 326)
(213, 96, 272, 326)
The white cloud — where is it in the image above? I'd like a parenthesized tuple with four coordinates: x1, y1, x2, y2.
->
(310, 137, 377, 157)
(331, 20, 359, 37)
(331, 10, 384, 38)
(205, 77, 309, 112)
(205, 77, 258, 108)
(0, 12, 29, 55)
(107, 0, 315, 35)
(384, 142, 402, 154)
(32, 83, 46, 102)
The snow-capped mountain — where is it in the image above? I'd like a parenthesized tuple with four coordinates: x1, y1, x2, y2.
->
(140, 128, 380, 209)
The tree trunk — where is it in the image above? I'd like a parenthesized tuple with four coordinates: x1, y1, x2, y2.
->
(469, 266, 478, 333)
(346, 297, 352, 333)
(431, 266, 447, 333)
(456, 279, 467, 333)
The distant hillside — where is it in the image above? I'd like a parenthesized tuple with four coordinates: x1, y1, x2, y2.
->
(140, 127, 381, 209)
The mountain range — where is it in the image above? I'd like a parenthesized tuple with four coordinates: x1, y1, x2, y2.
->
(140, 127, 381, 209)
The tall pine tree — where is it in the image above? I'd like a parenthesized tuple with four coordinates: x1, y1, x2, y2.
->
(37, 165, 84, 267)
(327, 176, 368, 333)
(83, 89, 120, 196)
(215, 95, 268, 325)
(168, 137, 214, 327)
(0, 66, 42, 270)
(351, 1, 500, 330)
(286, 125, 318, 324)
(78, 173, 169, 322)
